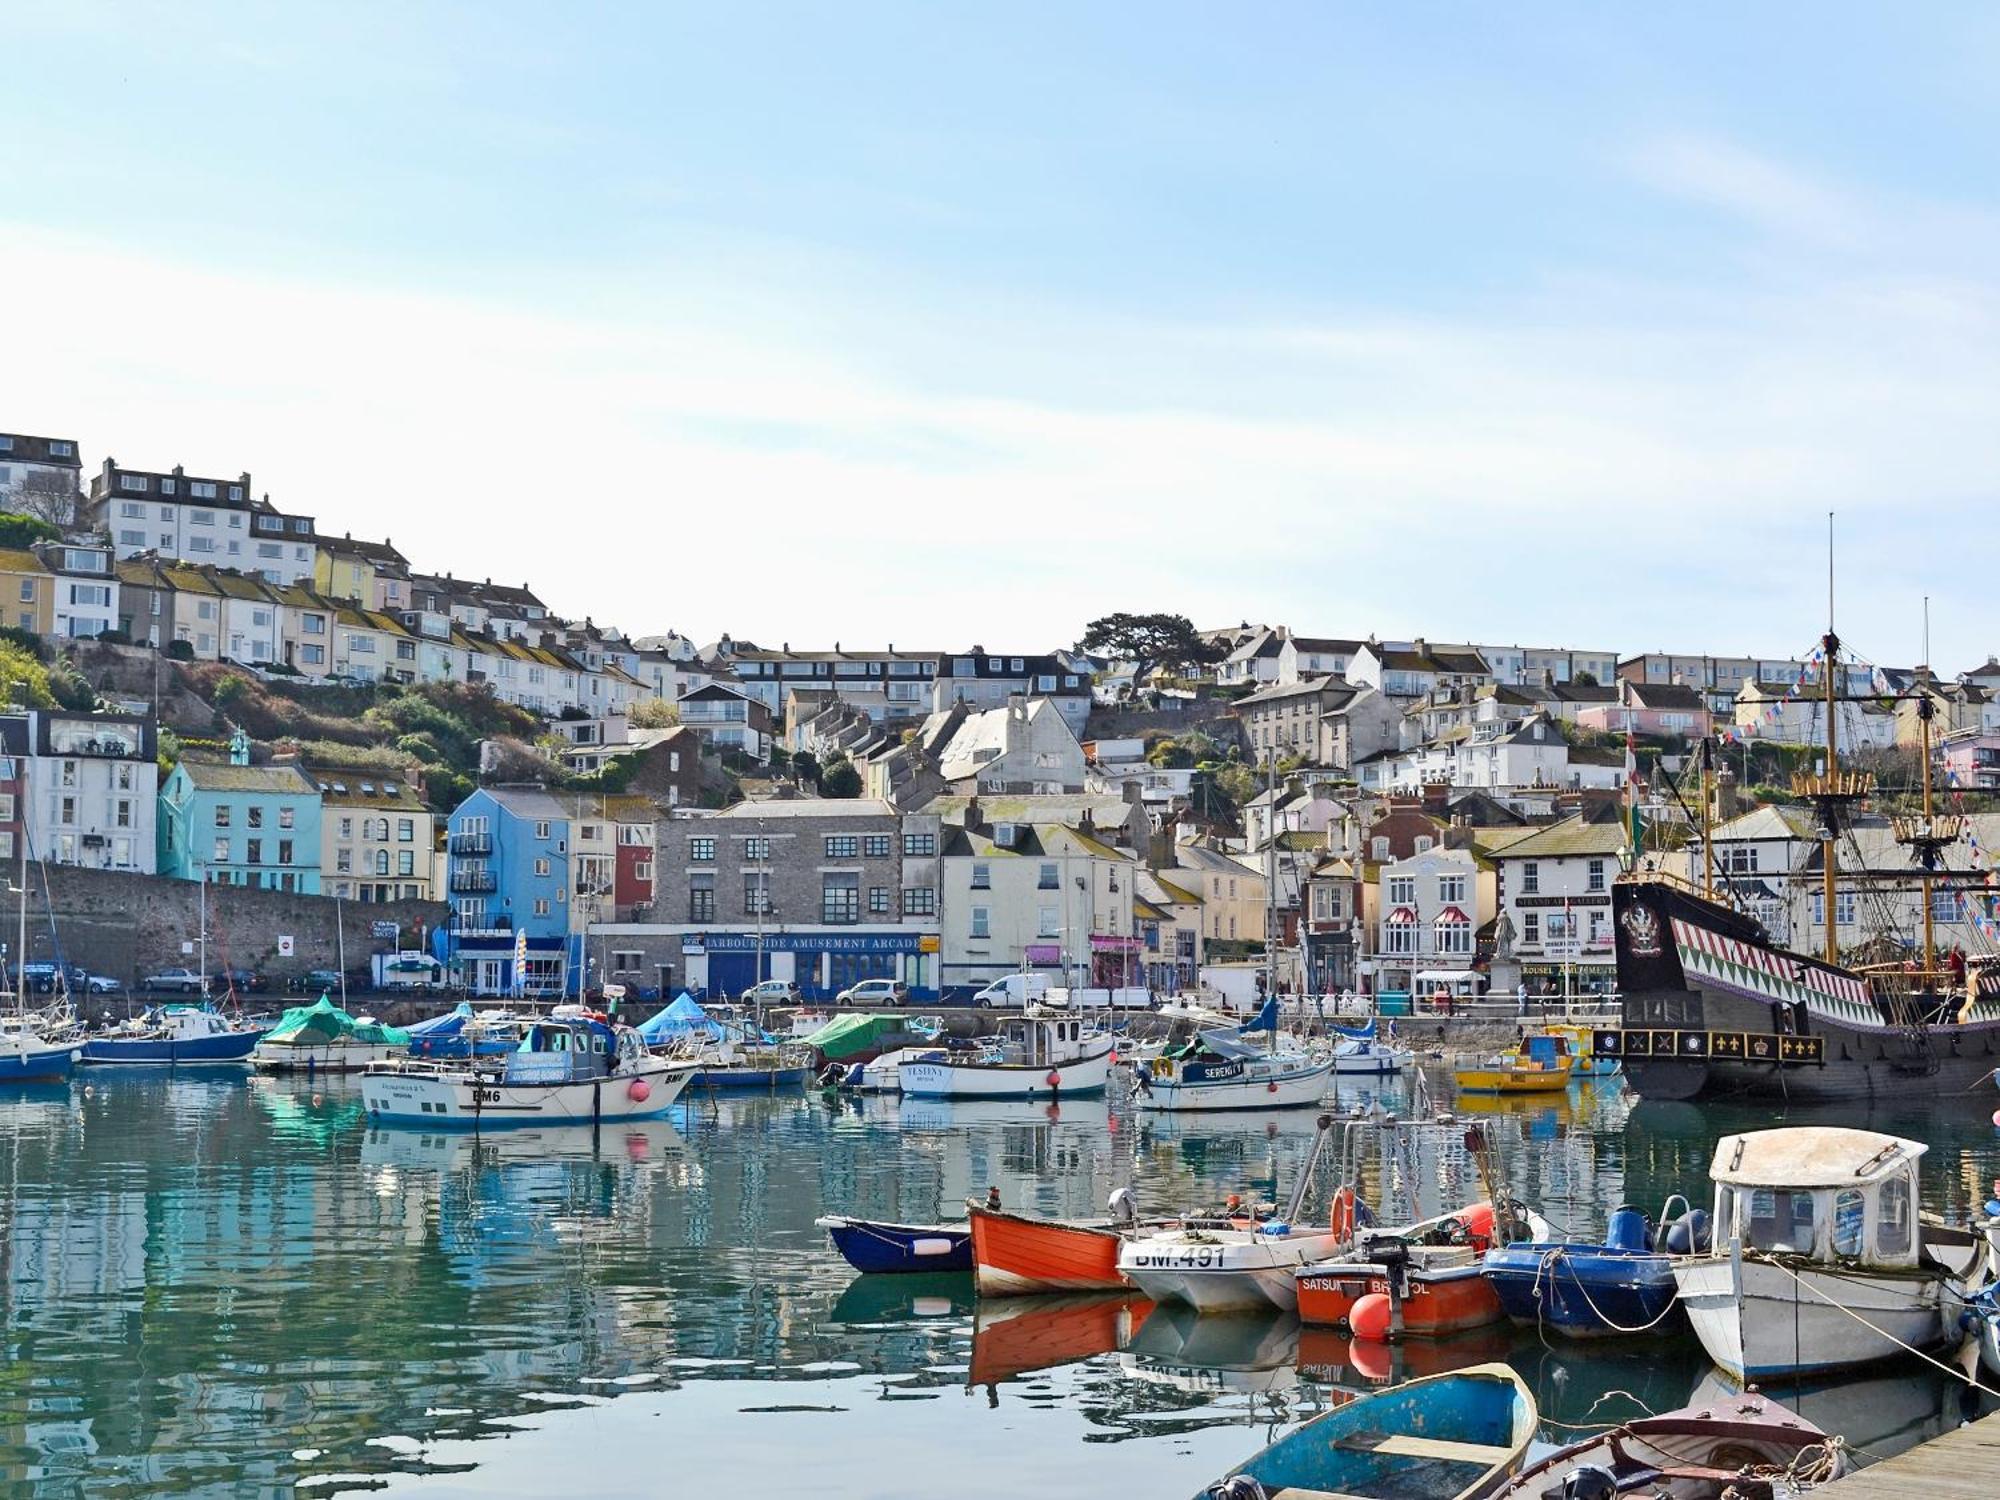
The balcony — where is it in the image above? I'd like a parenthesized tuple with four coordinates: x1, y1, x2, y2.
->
(449, 832, 492, 856)
(450, 870, 497, 894)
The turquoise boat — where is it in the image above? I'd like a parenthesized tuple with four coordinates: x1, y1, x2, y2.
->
(1198, 1363, 1536, 1500)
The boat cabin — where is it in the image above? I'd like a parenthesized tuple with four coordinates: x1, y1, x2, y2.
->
(994, 1012, 1093, 1068)
(502, 1018, 639, 1085)
(1708, 1127, 1924, 1268)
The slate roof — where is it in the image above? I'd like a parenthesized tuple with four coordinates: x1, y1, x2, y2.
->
(1486, 812, 1630, 860)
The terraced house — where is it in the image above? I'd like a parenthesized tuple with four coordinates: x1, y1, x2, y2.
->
(86, 459, 318, 583)
(158, 733, 322, 892)
(0, 548, 53, 635)
(314, 768, 434, 901)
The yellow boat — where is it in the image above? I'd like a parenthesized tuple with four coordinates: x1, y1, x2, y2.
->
(1453, 1033, 1576, 1095)
(1542, 1022, 1621, 1078)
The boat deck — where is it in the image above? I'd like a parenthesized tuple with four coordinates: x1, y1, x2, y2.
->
(1827, 1408, 1999, 1496)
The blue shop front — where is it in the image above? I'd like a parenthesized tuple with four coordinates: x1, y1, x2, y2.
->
(681, 929, 936, 1002)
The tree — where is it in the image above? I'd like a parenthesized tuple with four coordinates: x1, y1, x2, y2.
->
(0, 639, 54, 708)
(629, 697, 680, 728)
(4, 472, 79, 529)
(1077, 612, 1221, 670)
(791, 748, 822, 788)
(1573, 669, 1599, 687)
(0, 511, 61, 549)
(820, 756, 862, 798)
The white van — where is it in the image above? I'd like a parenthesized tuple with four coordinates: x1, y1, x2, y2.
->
(969, 972, 1052, 1009)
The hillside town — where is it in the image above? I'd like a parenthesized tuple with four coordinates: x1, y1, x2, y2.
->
(4, 428, 1998, 1004)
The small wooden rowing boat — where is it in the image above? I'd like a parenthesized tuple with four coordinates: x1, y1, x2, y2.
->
(1197, 1362, 1535, 1500)
(1481, 1389, 1846, 1498)
(968, 1202, 1130, 1295)
(815, 1215, 972, 1274)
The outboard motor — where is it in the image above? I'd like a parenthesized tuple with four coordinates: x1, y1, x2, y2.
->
(1108, 1187, 1138, 1226)
(1605, 1205, 1650, 1252)
(1662, 1207, 1712, 1255)
(1206, 1479, 1270, 1500)
(1560, 1466, 1617, 1500)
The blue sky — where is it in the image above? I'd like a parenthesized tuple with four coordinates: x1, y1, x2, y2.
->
(4, 4, 1997, 667)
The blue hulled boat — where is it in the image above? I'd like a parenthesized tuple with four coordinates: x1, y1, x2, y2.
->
(0, 1022, 80, 1083)
(1482, 1202, 1699, 1339)
(82, 1004, 265, 1065)
(815, 1215, 974, 1274)
(403, 1002, 522, 1061)
(1198, 1363, 1536, 1500)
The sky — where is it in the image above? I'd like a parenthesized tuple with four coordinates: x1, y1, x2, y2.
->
(3, 3, 1998, 669)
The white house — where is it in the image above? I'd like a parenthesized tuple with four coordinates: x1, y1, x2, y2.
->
(36, 541, 119, 640)
(1276, 636, 1364, 684)
(939, 820, 1141, 993)
(2, 710, 160, 874)
(87, 459, 318, 583)
(0, 434, 82, 517)
(936, 696, 1086, 794)
(1487, 813, 1629, 994)
(1372, 846, 1482, 996)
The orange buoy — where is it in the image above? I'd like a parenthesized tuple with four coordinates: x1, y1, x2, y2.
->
(1349, 1291, 1393, 1342)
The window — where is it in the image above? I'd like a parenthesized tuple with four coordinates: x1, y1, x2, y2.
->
(1877, 1178, 1911, 1258)
(374, 849, 389, 875)
(302, 613, 326, 635)
(58, 796, 75, 825)
(279, 840, 294, 865)
(533, 857, 550, 877)
(336, 849, 352, 873)
(743, 836, 770, 861)
(1383, 917, 1419, 956)
(533, 897, 551, 917)
(1037, 905, 1060, 937)
(1524, 912, 1540, 946)
(398, 818, 414, 842)
(863, 833, 892, 858)
(213, 837, 229, 862)
(1521, 861, 1539, 895)
(246, 806, 263, 829)
(1437, 873, 1467, 905)
(119, 474, 146, 493)
(1743, 1188, 1817, 1256)
(969, 905, 990, 939)
(115, 799, 132, 828)
(1370, 836, 1390, 861)
(903, 886, 936, 916)
(824, 834, 859, 859)
(533, 820, 551, 840)
(118, 530, 145, 546)
(868, 886, 890, 914)
(689, 872, 715, 921)
(214, 805, 232, 827)
(191, 509, 215, 526)
(822, 873, 860, 923)
(245, 839, 262, 865)
(904, 832, 936, 857)
(743, 872, 771, 915)
(1587, 858, 1607, 893)
(1725, 845, 1758, 875)
(1932, 888, 1964, 923)
(18, 580, 33, 604)
(1435, 913, 1472, 956)
(302, 644, 324, 665)
(1386, 876, 1415, 906)
(188, 536, 214, 553)
(1832, 1189, 1865, 1258)
(971, 861, 991, 890)
(689, 836, 715, 862)
(190, 481, 216, 499)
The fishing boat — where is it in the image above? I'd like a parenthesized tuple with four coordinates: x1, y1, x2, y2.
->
(1195, 1363, 1536, 1500)
(359, 1015, 697, 1128)
(1453, 1033, 1576, 1095)
(0, 1016, 79, 1084)
(1481, 1389, 1846, 1499)
(814, 1214, 973, 1274)
(251, 995, 411, 1073)
(1963, 1284, 2000, 1380)
(1482, 1199, 1700, 1339)
(843, 1043, 949, 1093)
(1671, 1126, 1987, 1379)
(1542, 1022, 1620, 1078)
(899, 1009, 1115, 1099)
(403, 1001, 522, 1061)
(1330, 1030, 1414, 1076)
(1119, 1115, 1350, 1312)
(1135, 1011, 1332, 1112)
(81, 1003, 265, 1065)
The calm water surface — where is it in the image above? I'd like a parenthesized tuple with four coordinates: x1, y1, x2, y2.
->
(2, 1069, 1995, 1497)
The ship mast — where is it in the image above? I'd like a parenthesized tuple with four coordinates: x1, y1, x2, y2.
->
(1699, 737, 1715, 901)
(1792, 514, 1872, 968)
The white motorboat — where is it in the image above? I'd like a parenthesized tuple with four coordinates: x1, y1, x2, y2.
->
(362, 1016, 697, 1128)
(1117, 1220, 1344, 1312)
(855, 1044, 947, 1093)
(899, 1010, 1114, 1100)
(1671, 1126, 1988, 1380)
(1329, 1034, 1414, 1075)
(1134, 1028, 1331, 1112)
(251, 995, 411, 1074)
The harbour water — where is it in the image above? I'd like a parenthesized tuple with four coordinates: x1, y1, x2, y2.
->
(3, 1070, 1996, 1497)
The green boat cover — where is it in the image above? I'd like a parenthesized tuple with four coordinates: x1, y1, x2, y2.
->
(262, 994, 411, 1047)
(803, 1013, 907, 1060)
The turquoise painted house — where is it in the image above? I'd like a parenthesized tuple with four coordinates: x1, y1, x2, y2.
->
(159, 730, 324, 892)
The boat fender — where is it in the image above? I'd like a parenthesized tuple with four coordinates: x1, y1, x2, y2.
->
(1261, 1221, 1290, 1237)
(1267, 1080, 1278, 1092)
(1045, 1070, 1060, 1089)
(627, 1078, 652, 1102)
(1559, 1466, 1617, 1500)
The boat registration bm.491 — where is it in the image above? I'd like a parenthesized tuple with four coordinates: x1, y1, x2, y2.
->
(1131, 1245, 1225, 1269)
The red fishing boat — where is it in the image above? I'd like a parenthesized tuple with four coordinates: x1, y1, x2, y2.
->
(1295, 1202, 1546, 1335)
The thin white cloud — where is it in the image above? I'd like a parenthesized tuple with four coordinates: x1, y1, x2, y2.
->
(1629, 134, 1865, 247)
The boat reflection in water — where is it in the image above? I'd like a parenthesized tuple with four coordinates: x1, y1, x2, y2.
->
(967, 1293, 1155, 1391)
(1121, 1304, 1305, 1397)
(356, 1118, 686, 1170)
(827, 1271, 976, 1326)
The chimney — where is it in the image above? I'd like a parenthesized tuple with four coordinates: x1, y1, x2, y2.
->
(964, 793, 983, 830)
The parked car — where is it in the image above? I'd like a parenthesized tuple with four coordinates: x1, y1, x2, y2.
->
(84, 974, 126, 995)
(835, 978, 909, 1006)
(216, 966, 269, 994)
(142, 967, 207, 995)
(12, 962, 87, 994)
(290, 968, 348, 995)
(739, 979, 801, 1007)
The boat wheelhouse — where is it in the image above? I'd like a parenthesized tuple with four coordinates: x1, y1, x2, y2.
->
(1671, 1126, 1986, 1379)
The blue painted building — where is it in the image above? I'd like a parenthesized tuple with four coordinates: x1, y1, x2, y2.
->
(158, 731, 323, 892)
(444, 786, 573, 995)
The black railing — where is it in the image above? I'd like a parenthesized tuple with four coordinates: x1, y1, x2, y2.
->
(449, 833, 492, 855)
(450, 871, 497, 893)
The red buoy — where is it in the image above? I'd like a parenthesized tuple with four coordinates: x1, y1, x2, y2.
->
(1349, 1292, 1392, 1342)
(628, 1079, 653, 1103)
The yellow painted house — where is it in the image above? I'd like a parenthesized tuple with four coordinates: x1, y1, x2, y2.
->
(0, 548, 54, 636)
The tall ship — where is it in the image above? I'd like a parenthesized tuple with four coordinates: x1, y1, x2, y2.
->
(1612, 612, 2000, 1103)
